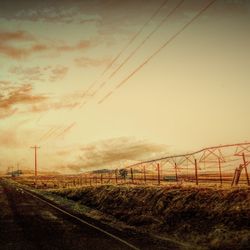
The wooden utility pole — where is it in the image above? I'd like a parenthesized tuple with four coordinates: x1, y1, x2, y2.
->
(143, 165, 146, 183)
(130, 168, 134, 184)
(30, 145, 40, 186)
(157, 163, 161, 185)
(194, 159, 199, 185)
(116, 169, 118, 184)
(242, 153, 250, 186)
(218, 158, 223, 185)
(175, 163, 178, 183)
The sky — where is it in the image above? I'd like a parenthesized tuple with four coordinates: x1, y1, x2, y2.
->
(0, 0, 250, 173)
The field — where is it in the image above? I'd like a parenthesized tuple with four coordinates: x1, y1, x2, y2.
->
(12, 143, 250, 189)
(12, 176, 250, 250)
(12, 170, 248, 190)
(9, 143, 250, 249)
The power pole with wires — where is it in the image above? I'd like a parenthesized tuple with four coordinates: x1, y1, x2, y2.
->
(30, 145, 40, 186)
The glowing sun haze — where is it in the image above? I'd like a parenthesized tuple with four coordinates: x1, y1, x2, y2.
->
(0, 0, 249, 173)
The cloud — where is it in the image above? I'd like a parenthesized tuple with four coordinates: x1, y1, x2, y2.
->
(0, 125, 34, 148)
(61, 137, 169, 172)
(56, 148, 74, 156)
(0, 84, 47, 109)
(57, 40, 93, 52)
(0, 128, 19, 147)
(0, 124, 32, 148)
(75, 56, 111, 68)
(0, 80, 12, 86)
(29, 101, 78, 113)
(0, 31, 48, 59)
(0, 83, 47, 118)
(0, 1, 163, 44)
(2, 4, 102, 24)
(28, 89, 93, 113)
(0, 30, 94, 60)
(0, 43, 31, 59)
(0, 34, 46, 59)
(0, 108, 18, 119)
(49, 66, 68, 81)
(0, 30, 34, 42)
(9, 65, 68, 82)
(9, 66, 45, 82)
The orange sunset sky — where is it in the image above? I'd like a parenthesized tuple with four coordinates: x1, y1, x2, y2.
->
(0, 0, 250, 173)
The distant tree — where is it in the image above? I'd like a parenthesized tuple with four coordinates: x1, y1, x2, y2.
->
(119, 168, 128, 179)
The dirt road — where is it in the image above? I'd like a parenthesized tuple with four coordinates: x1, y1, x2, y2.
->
(0, 179, 183, 250)
(0, 179, 139, 250)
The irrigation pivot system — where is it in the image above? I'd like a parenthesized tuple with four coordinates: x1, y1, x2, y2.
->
(15, 142, 250, 189)
(125, 142, 250, 186)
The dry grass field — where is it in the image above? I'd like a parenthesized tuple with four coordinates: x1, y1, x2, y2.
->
(45, 185, 250, 250)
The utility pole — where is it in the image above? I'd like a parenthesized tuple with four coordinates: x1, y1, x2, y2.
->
(16, 162, 19, 176)
(30, 145, 40, 186)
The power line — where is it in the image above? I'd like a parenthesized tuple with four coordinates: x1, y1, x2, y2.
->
(36, 0, 216, 146)
(76, 0, 170, 108)
(94, 0, 181, 98)
(54, 122, 76, 139)
(103, 0, 184, 84)
(39, 126, 60, 143)
(30, 145, 40, 187)
(99, 0, 170, 78)
(38, 127, 55, 141)
(78, 80, 98, 108)
(37, 1, 173, 142)
(96, 2, 193, 106)
(98, 0, 217, 104)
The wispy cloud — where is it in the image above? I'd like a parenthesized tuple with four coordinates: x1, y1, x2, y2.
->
(28, 90, 93, 114)
(74, 56, 111, 68)
(9, 65, 69, 82)
(49, 66, 68, 82)
(57, 40, 93, 52)
(0, 30, 48, 59)
(0, 128, 19, 147)
(0, 83, 47, 119)
(57, 137, 168, 173)
(0, 125, 34, 148)
(3, 4, 101, 24)
(0, 30, 95, 60)
(0, 80, 12, 86)
(9, 66, 46, 82)
(0, 108, 18, 119)
(0, 30, 34, 42)
(0, 84, 47, 109)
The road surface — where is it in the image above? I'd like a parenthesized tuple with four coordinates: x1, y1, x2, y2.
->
(0, 179, 183, 250)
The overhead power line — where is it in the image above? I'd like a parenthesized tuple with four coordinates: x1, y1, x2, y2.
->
(76, 0, 170, 108)
(54, 122, 76, 139)
(99, 0, 170, 78)
(99, 0, 184, 88)
(38, 127, 55, 141)
(36, 1, 170, 145)
(98, 0, 217, 104)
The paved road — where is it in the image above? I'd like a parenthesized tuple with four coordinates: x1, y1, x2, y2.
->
(0, 179, 138, 250)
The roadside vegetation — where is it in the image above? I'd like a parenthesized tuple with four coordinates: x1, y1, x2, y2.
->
(47, 185, 250, 250)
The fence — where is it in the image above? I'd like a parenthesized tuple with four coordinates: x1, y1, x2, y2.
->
(15, 142, 250, 188)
